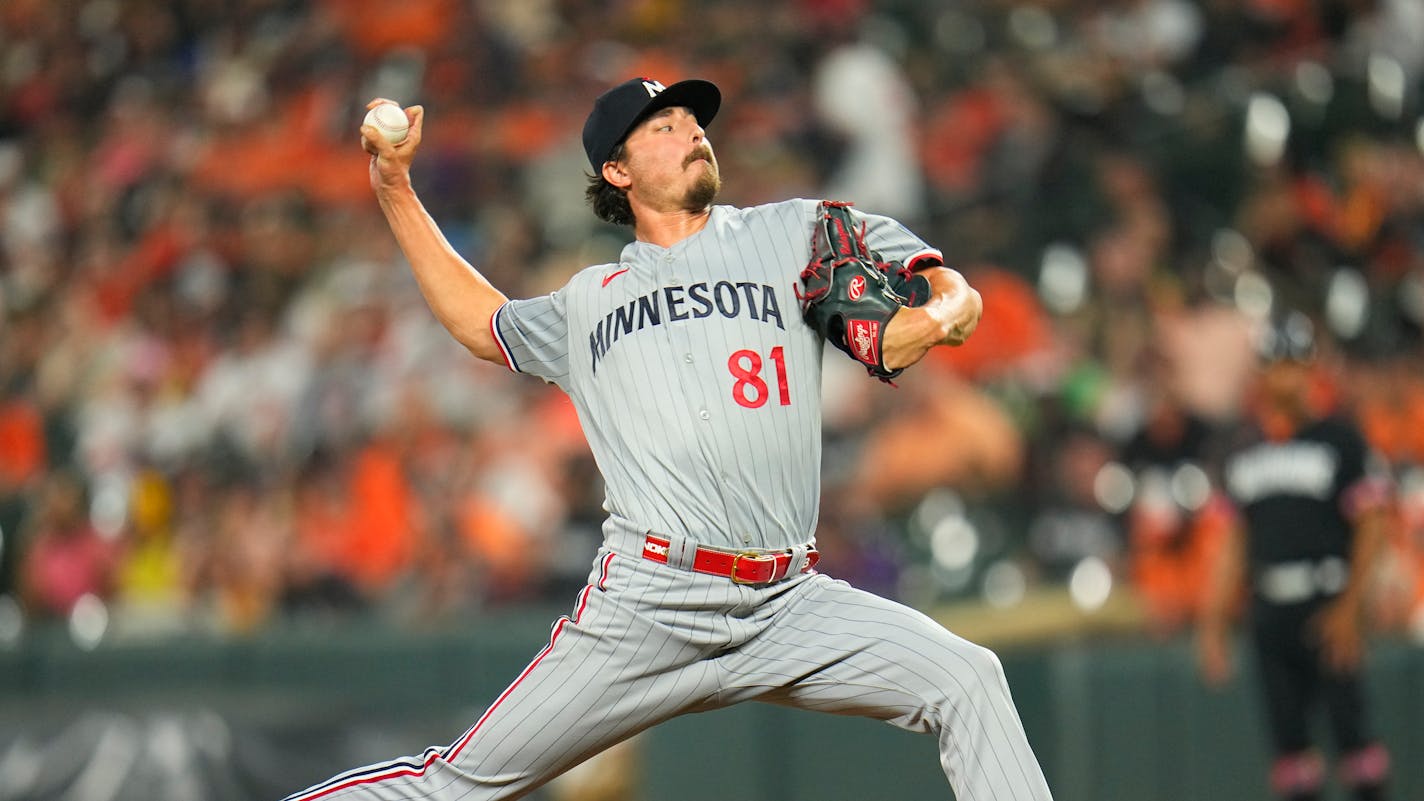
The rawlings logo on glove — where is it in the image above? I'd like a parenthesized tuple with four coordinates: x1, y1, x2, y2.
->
(848, 319, 879, 364)
(796, 201, 930, 382)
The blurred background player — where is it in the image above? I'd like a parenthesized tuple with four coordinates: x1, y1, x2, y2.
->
(1197, 311, 1392, 801)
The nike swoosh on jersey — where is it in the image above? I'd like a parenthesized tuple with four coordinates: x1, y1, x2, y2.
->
(601, 267, 631, 287)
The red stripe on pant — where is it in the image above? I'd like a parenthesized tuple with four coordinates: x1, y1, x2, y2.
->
(446, 584, 594, 763)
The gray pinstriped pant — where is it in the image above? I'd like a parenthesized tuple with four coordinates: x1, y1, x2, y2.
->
(283, 533, 1054, 801)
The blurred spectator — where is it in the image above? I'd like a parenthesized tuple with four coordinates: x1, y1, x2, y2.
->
(0, 382, 45, 491)
(114, 468, 185, 629)
(854, 368, 1025, 510)
(18, 471, 115, 618)
(205, 479, 291, 634)
(0, 373, 46, 599)
(1120, 390, 1233, 635)
(1026, 425, 1123, 582)
(342, 433, 423, 597)
(282, 452, 366, 617)
(1351, 355, 1424, 467)
(813, 34, 926, 222)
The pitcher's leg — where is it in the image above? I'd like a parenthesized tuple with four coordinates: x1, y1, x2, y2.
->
(283, 564, 723, 801)
(725, 575, 1053, 801)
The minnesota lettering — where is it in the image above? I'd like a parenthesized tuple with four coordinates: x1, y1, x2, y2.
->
(589, 281, 785, 374)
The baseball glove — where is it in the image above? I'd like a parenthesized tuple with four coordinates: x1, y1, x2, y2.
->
(797, 201, 930, 382)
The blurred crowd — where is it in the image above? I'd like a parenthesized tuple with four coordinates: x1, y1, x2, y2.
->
(2, 0, 1424, 643)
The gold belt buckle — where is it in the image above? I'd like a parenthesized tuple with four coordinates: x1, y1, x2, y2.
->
(730, 551, 775, 585)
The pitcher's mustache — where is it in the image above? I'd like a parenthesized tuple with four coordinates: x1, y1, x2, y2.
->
(685, 147, 714, 167)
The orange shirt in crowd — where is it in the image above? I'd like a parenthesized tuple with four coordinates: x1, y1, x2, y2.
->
(322, 0, 454, 58)
(0, 399, 45, 489)
(1130, 493, 1234, 634)
(344, 441, 422, 592)
(927, 268, 1052, 380)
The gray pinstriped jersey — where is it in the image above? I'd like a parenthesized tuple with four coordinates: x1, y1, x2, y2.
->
(492, 198, 941, 551)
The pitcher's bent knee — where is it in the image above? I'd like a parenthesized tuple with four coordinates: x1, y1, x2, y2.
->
(915, 637, 1013, 723)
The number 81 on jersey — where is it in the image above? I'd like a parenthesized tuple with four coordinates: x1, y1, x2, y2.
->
(728, 346, 790, 409)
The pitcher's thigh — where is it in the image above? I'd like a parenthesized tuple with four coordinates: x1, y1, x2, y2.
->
(727, 578, 1055, 801)
(733, 576, 1013, 729)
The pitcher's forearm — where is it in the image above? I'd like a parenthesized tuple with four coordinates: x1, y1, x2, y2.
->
(920, 267, 982, 346)
(377, 183, 509, 362)
(881, 267, 983, 371)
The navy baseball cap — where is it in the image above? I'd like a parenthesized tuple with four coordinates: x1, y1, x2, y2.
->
(582, 77, 721, 171)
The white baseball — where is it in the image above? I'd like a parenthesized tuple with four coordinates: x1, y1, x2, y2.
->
(364, 102, 409, 144)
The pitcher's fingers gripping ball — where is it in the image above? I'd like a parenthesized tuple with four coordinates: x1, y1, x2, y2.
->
(364, 101, 410, 143)
(797, 201, 930, 383)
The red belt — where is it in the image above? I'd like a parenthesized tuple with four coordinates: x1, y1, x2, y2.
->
(641, 534, 819, 585)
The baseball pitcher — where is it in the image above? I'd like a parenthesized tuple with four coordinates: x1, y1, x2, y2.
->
(282, 76, 1054, 801)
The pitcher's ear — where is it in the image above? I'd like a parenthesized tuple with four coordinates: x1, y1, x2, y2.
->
(602, 160, 631, 189)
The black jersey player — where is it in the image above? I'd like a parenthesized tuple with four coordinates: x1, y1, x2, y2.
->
(1198, 312, 1392, 801)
